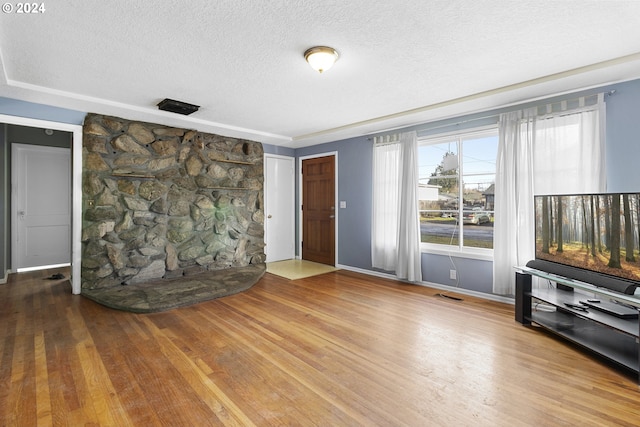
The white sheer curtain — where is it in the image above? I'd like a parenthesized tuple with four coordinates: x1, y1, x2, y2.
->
(533, 96, 606, 193)
(372, 131, 422, 282)
(493, 94, 606, 295)
(372, 138, 400, 271)
(493, 108, 537, 295)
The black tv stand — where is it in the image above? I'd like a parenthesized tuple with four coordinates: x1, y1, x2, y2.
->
(515, 266, 640, 380)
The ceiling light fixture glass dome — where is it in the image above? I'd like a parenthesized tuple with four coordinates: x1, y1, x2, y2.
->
(304, 46, 339, 73)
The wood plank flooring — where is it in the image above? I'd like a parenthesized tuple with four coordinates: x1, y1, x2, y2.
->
(2, 267, 640, 426)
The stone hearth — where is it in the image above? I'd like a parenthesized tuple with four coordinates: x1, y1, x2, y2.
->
(81, 113, 266, 310)
(81, 263, 265, 313)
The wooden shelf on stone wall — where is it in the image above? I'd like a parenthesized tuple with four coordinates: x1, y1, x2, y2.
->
(111, 172, 155, 179)
(214, 159, 255, 165)
(210, 186, 250, 190)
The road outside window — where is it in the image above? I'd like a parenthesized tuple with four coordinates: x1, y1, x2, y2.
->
(418, 128, 498, 251)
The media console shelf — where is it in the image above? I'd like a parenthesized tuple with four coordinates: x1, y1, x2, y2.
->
(515, 266, 640, 379)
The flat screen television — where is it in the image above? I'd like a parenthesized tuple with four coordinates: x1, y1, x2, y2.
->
(529, 192, 640, 295)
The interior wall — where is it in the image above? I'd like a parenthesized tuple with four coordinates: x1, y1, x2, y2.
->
(2, 78, 640, 295)
(263, 143, 295, 157)
(0, 124, 7, 282)
(296, 78, 640, 297)
(0, 97, 85, 125)
(422, 253, 493, 294)
(7, 124, 72, 149)
(603, 81, 640, 192)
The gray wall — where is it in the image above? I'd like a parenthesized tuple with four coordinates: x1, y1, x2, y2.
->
(296, 136, 373, 269)
(7, 124, 72, 148)
(2, 79, 640, 295)
(604, 81, 640, 192)
(263, 144, 295, 157)
(294, 78, 640, 296)
(0, 125, 6, 280)
(0, 97, 85, 124)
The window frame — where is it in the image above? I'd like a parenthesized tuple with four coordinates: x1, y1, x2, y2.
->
(418, 125, 498, 260)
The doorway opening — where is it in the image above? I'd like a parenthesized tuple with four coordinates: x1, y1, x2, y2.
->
(12, 140, 71, 271)
(0, 114, 82, 294)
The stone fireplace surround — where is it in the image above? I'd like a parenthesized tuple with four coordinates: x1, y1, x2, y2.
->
(80, 113, 266, 311)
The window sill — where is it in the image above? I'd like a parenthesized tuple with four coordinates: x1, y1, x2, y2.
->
(420, 244, 493, 262)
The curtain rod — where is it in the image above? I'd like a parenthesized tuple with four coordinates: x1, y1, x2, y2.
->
(369, 90, 615, 140)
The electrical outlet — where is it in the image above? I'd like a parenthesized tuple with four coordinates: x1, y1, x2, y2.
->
(450, 270, 457, 280)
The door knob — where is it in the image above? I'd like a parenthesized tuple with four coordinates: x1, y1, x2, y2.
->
(329, 214, 335, 219)
(267, 214, 273, 219)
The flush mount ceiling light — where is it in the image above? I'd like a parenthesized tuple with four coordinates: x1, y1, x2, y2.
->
(304, 46, 339, 73)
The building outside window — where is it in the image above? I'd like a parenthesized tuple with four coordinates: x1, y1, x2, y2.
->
(418, 127, 498, 253)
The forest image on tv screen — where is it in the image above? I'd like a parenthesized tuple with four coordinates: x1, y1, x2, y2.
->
(535, 193, 640, 283)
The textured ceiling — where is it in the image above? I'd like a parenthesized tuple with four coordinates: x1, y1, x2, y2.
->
(1, 0, 640, 147)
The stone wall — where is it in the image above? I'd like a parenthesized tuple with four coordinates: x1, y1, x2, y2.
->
(81, 113, 265, 289)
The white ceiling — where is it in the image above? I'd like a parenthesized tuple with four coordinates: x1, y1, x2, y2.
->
(1, 0, 640, 148)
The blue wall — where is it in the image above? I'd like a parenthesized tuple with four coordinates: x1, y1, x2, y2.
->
(294, 78, 640, 296)
(263, 143, 295, 157)
(297, 136, 374, 269)
(0, 97, 85, 124)
(3, 78, 640, 294)
(603, 82, 640, 192)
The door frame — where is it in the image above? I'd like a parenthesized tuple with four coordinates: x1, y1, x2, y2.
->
(264, 153, 295, 262)
(11, 143, 71, 270)
(298, 151, 338, 265)
(1, 114, 82, 295)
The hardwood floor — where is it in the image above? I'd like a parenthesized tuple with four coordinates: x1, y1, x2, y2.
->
(2, 267, 640, 426)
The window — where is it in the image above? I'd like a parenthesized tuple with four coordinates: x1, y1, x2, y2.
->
(418, 127, 498, 252)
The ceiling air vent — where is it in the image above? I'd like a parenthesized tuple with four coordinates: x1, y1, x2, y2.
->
(157, 98, 200, 115)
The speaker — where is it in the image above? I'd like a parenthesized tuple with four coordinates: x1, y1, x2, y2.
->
(526, 259, 637, 295)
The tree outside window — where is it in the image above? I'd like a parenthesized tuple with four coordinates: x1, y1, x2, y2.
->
(418, 128, 498, 251)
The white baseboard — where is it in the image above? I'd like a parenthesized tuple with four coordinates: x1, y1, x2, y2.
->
(16, 263, 70, 273)
(336, 264, 397, 280)
(336, 263, 514, 305)
(0, 269, 11, 284)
